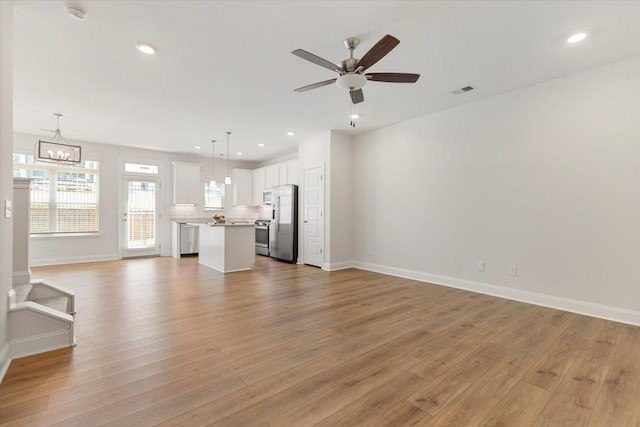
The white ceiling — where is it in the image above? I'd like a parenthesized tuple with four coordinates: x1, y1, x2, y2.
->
(12, 0, 640, 162)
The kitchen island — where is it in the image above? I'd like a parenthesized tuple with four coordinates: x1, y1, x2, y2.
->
(197, 223, 255, 273)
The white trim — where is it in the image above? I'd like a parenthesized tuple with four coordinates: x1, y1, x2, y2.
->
(9, 330, 76, 360)
(121, 174, 163, 258)
(301, 162, 325, 269)
(324, 260, 354, 271)
(352, 261, 640, 327)
(30, 232, 101, 239)
(12, 268, 31, 285)
(0, 343, 11, 383)
(30, 253, 120, 267)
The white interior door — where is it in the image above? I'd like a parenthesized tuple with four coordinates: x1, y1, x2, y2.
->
(303, 165, 324, 267)
(121, 176, 160, 258)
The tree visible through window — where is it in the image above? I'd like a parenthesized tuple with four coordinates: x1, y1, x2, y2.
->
(13, 154, 100, 234)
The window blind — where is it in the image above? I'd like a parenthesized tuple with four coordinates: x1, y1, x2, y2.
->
(13, 154, 100, 234)
(205, 182, 225, 209)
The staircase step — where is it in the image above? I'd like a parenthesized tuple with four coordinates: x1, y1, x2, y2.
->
(14, 284, 33, 303)
(32, 296, 69, 313)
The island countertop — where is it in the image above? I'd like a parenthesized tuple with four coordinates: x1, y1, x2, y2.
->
(196, 222, 255, 227)
(197, 223, 255, 273)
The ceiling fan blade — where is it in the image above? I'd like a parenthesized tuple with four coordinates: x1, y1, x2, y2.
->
(292, 49, 344, 73)
(366, 72, 420, 83)
(294, 78, 337, 92)
(356, 34, 400, 71)
(350, 89, 364, 104)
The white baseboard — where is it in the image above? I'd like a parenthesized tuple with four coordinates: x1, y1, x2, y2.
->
(12, 269, 31, 285)
(324, 260, 355, 271)
(0, 343, 11, 383)
(9, 330, 74, 360)
(30, 253, 120, 267)
(352, 261, 640, 327)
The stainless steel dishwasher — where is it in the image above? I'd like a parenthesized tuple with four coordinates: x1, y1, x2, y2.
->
(180, 223, 199, 256)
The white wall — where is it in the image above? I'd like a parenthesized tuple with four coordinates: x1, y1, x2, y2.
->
(13, 133, 258, 266)
(0, 0, 13, 381)
(352, 56, 640, 324)
(256, 151, 298, 168)
(328, 130, 353, 268)
(297, 130, 354, 269)
(298, 131, 330, 265)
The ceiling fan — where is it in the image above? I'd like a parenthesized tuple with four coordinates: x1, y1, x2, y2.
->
(292, 34, 420, 104)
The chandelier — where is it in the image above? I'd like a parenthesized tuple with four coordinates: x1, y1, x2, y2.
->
(35, 113, 82, 164)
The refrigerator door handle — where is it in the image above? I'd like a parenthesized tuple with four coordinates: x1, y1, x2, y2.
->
(277, 196, 281, 231)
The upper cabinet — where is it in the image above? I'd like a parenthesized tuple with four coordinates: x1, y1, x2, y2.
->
(232, 168, 253, 206)
(172, 162, 201, 205)
(252, 160, 299, 205)
(286, 161, 299, 186)
(265, 164, 279, 190)
(253, 168, 266, 206)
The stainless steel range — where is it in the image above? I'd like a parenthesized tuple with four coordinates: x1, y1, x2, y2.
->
(255, 220, 270, 256)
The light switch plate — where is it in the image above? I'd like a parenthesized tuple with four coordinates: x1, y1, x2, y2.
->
(4, 200, 11, 218)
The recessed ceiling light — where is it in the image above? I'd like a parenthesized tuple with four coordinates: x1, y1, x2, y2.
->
(567, 33, 587, 43)
(258, 143, 265, 147)
(237, 152, 243, 155)
(194, 145, 201, 149)
(286, 131, 295, 136)
(350, 113, 359, 120)
(135, 42, 157, 54)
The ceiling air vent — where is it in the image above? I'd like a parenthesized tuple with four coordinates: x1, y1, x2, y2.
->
(451, 85, 476, 95)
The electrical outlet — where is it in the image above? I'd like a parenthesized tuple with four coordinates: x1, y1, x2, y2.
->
(476, 261, 485, 272)
(368, 247, 373, 256)
(508, 265, 517, 277)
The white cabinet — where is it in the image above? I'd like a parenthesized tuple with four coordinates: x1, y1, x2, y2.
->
(287, 161, 299, 185)
(173, 162, 201, 205)
(265, 164, 279, 189)
(251, 160, 299, 205)
(253, 168, 266, 206)
(232, 168, 253, 206)
(279, 164, 288, 186)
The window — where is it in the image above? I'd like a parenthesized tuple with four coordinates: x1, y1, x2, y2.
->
(13, 154, 100, 235)
(205, 182, 225, 209)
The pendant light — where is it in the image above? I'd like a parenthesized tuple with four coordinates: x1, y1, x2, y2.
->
(225, 131, 232, 185)
(35, 113, 82, 164)
(209, 140, 216, 187)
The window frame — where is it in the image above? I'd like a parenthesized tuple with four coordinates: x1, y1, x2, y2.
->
(13, 153, 101, 237)
(204, 181, 225, 210)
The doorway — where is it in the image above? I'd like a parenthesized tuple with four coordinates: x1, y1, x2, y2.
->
(302, 164, 324, 267)
(121, 176, 161, 258)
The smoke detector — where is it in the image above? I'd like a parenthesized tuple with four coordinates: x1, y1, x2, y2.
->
(451, 85, 476, 95)
(67, 5, 87, 20)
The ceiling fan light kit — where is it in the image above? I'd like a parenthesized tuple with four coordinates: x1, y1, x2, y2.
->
(292, 34, 420, 105)
(336, 73, 367, 91)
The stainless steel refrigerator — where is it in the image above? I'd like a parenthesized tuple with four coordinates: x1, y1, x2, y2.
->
(269, 184, 298, 263)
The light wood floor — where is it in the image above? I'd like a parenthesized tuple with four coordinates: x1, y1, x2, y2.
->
(1, 256, 639, 426)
